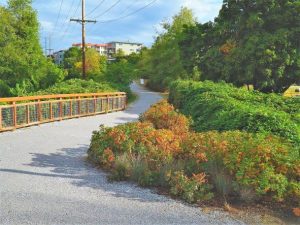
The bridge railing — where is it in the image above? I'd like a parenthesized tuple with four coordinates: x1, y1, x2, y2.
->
(0, 92, 127, 132)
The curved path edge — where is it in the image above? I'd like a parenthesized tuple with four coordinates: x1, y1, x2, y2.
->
(0, 83, 244, 225)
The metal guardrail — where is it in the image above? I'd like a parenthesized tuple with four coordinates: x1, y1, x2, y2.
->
(0, 92, 127, 132)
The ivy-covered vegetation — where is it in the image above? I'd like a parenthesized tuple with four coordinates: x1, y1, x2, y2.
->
(31, 78, 136, 102)
(88, 100, 299, 212)
(169, 80, 300, 148)
(32, 79, 116, 95)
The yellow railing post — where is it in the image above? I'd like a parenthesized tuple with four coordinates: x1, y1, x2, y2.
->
(13, 101, 17, 129)
(86, 98, 89, 115)
(78, 97, 81, 116)
(106, 95, 109, 113)
(59, 98, 63, 120)
(124, 95, 127, 110)
(37, 100, 42, 122)
(70, 99, 72, 117)
(93, 96, 97, 114)
(50, 102, 53, 121)
(26, 105, 30, 124)
(0, 106, 2, 131)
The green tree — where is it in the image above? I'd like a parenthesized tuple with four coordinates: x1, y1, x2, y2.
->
(137, 7, 197, 91)
(75, 48, 106, 79)
(179, 0, 300, 92)
(106, 59, 136, 86)
(63, 47, 81, 79)
(64, 47, 107, 80)
(0, 0, 64, 97)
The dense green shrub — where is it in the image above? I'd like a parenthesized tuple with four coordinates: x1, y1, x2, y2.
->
(30, 79, 136, 103)
(169, 80, 300, 147)
(168, 171, 213, 203)
(0, 80, 12, 97)
(32, 79, 116, 95)
(88, 100, 299, 209)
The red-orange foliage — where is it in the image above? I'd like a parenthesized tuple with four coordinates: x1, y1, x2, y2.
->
(89, 100, 299, 210)
(219, 40, 236, 55)
(101, 148, 115, 167)
(293, 208, 300, 217)
(192, 173, 207, 184)
(140, 100, 190, 137)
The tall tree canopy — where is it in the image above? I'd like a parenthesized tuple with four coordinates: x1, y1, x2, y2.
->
(0, 0, 64, 96)
(179, 0, 300, 92)
(137, 7, 197, 91)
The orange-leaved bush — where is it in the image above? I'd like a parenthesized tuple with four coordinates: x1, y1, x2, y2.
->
(293, 208, 300, 217)
(140, 100, 190, 137)
(88, 100, 299, 212)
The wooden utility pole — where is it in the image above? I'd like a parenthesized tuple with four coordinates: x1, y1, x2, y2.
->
(82, 0, 86, 80)
(71, 0, 96, 79)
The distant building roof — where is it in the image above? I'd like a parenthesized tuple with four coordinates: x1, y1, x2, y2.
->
(53, 50, 66, 54)
(72, 42, 143, 48)
(72, 43, 108, 47)
(95, 44, 108, 47)
(108, 41, 143, 46)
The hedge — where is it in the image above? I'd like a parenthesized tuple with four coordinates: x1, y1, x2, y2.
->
(168, 80, 300, 148)
(31, 79, 136, 102)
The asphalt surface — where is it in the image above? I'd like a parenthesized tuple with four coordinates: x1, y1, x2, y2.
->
(0, 83, 244, 225)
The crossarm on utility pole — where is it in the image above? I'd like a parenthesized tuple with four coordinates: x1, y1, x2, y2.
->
(70, 0, 97, 80)
(70, 19, 97, 23)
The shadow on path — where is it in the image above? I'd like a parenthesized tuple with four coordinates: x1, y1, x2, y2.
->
(2, 145, 169, 204)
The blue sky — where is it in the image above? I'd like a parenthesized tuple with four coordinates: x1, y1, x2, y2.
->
(0, 0, 223, 51)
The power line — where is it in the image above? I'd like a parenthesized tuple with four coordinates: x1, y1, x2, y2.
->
(60, 0, 82, 40)
(116, 0, 137, 17)
(62, 0, 77, 27)
(50, 0, 64, 36)
(58, 0, 77, 37)
(86, 0, 138, 34)
(92, 0, 122, 19)
(87, 0, 156, 35)
(86, 0, 106, 17)
(72, 0, 82, 18)
(97, 0, 157, 23)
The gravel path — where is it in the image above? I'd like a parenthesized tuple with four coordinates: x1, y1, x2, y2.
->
(0, 83, 245, 225)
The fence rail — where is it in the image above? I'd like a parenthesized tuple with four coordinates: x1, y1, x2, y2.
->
(0, 92, 126, 132)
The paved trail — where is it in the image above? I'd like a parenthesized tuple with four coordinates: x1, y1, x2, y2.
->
(0, 83, 244, 225)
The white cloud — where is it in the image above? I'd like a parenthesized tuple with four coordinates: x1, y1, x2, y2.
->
(179, 0, 222, 22)
(40, 20, 54, 33)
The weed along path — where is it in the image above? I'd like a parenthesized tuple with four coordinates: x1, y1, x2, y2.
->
(0, 83, 244, 225)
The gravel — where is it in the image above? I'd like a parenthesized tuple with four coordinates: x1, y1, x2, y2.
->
(0, 83, 245, 225)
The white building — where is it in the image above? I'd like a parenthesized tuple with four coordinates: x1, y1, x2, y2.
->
(107, 41, 143, 56)
(72, 41, 143, 58)
(52, 50, 65, 65)
(72, 43, 108, 56)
